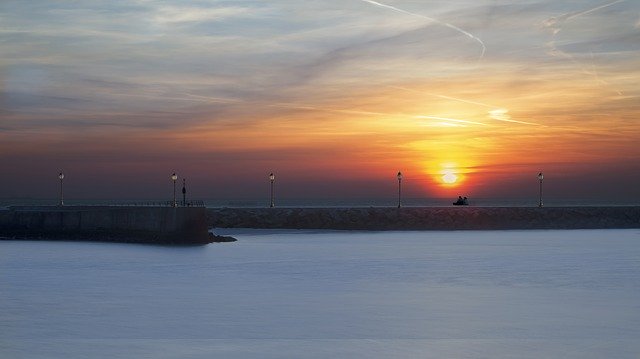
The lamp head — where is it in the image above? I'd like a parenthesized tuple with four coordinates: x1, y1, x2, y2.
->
(269, 173, 275, 181)
(171, 173, 178, 181)
(58, 172, 64, 180)
(397, 171, 403, 180)
(538, 172, 544, 181)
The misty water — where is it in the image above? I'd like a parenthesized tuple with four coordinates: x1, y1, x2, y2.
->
(2, 229, 640, 358)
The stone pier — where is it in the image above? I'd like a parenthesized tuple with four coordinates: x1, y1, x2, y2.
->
(0, 206, 211, 244)
(208, 207, 640, 230)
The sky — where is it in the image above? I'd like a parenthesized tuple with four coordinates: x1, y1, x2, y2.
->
(1, 0, 639, 202)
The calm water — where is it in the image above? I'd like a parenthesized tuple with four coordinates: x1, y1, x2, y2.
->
(2, 229, 640, 358)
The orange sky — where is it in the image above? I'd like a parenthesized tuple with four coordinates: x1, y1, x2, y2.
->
(1, 0, 639, 203)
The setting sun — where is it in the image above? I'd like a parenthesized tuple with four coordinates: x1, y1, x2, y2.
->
(438, 165, 463, 187)
(442, 171, 458, 184)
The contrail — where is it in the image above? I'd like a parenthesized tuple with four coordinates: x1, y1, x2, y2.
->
(543, 0, 624, 35)
(542, 0, 625, 95)
(393, 86, 544, 126)
(359, 0, 486, 59)
(565, 0, 624, 22)
(487, 109, 543, 126)
(393, 86, 496, 108)
(416, 115, 489, 126)
(271, 102, 492, 127)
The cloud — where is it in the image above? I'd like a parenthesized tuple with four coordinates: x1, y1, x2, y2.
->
(487, 108, 542, 126)
(357, 0, 486, 59)
(153, 6, 255, 24)
(488, 108, 510, 122)
(416, 115, 488, 127)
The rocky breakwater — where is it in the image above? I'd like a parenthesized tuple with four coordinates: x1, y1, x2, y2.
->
(208, 207, 640, 230)
(0, 206, 229, 244)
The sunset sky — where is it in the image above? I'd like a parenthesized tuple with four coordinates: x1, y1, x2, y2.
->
(1, 0, 639, 203)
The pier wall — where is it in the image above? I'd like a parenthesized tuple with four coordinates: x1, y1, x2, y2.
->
(0, 206, 210, 244)
(207, 207, 640, 230)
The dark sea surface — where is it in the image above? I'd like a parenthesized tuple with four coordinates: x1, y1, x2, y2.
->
(2, 229, 640, 358)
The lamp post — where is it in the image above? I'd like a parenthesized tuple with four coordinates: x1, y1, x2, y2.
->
(537, 172, 544, 207)
(397, 171, 403, 208)
(182, 178, 186, 206)
(171, 173, 178, 207)
(58, 172, 64, 206)
(269, 173, 275, 208)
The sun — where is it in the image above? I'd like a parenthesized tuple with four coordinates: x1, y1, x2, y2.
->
(429, 162, 466, 188)
(442, 171, 458, 184)
(436, 165, 463, 187)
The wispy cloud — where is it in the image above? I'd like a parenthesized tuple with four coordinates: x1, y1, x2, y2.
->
(416, 115, 488, 127)
(542, 0, 625, 34)
(358, 0, 486, 59)
(392, 86, 543, 126)
(153, 6, 255, 24)
(269, 103, 387, 117)
(542, 0, 629, 94)
(488, 109, 543, 126)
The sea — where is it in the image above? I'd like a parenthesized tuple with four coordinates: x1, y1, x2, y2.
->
(2, 229, 640, 358)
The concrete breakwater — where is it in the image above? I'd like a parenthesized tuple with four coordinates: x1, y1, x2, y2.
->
(0, 206, 212, 244)
(208, 207, 640, 230)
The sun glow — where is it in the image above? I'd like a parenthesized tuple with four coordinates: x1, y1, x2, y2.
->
(437, 164, 463, 187)
(442, 171, 458, 184)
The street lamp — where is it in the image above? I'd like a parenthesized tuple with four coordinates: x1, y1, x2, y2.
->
(269, 173, 275, 208)
(537, 172, 544, 207)
(58, 172, 65, 206)
(397, 171, 403, 208)
(182, 178, 186, 206)
(171, 173, 178, 207)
